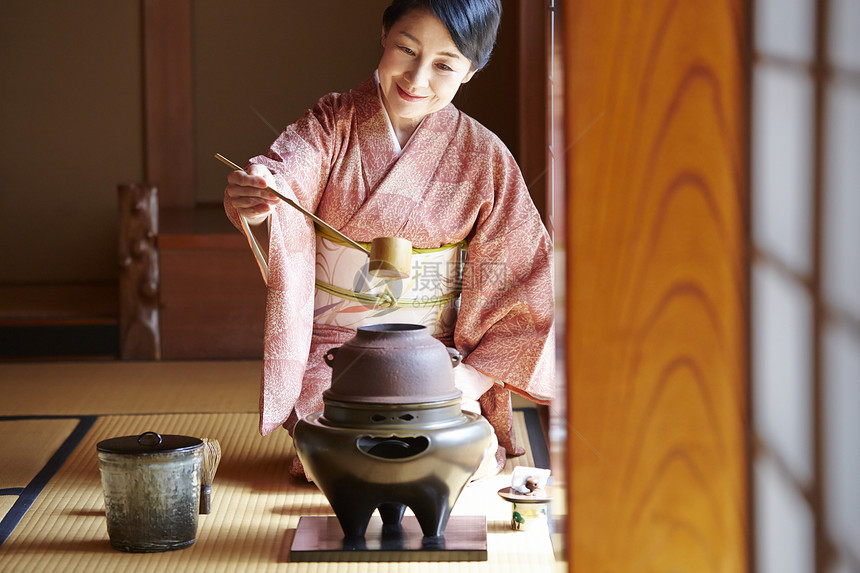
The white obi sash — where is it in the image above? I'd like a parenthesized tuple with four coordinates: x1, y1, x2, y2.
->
(313, 227, 465, 337)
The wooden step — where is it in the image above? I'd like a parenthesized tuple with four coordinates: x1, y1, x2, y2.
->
(0, 282, 118, 325)
(0, 282, 119, 360)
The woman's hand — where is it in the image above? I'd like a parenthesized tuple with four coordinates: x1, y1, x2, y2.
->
(224, 163, 281, 226)
(453, 363, 495, 415)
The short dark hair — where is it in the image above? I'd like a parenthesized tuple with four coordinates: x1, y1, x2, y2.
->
(382, 0, 502, 70)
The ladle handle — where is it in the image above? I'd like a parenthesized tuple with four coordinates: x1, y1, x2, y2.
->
(215, 153, 370, 255)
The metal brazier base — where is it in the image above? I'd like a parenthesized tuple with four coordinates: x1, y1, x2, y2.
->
(294, 398, 492, 539)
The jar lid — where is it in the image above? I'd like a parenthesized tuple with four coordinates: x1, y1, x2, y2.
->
(97, 431, 203, 455)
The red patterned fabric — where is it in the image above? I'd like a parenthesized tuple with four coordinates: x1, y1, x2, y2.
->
(224, 76, 553, 464)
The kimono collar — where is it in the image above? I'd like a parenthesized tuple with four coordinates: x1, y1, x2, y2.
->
(373, 70, 424, 156)
(352, 74, 460, 192)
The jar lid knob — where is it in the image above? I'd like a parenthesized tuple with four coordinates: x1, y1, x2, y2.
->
(137, 431, 163, 446)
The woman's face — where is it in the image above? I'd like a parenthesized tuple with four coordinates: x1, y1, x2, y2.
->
(378, 9, 475, 133)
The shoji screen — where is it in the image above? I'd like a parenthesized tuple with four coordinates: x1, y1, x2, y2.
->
(751, 0, 860, 571)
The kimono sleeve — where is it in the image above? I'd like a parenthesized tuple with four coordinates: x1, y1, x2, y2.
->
(224, 92, 349, 231)
(221, 92, 352, 436)
(454, 141, 555, 406)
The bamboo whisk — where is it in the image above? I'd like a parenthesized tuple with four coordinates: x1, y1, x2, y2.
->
(200, 438, 222, 514)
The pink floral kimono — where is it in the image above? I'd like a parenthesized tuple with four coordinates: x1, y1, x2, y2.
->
(225, 75, 554, 474)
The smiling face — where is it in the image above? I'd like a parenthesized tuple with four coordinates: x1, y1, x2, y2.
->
(378, 9, 476, 143)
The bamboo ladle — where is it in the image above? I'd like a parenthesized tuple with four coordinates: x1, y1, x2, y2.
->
(216, 153, 411, 278)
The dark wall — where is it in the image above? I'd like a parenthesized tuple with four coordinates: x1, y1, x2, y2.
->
(0, 0, 520, 284)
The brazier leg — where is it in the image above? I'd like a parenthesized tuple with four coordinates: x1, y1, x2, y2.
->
(330, 499, 375, 539)
(411, 493, 453, 538)
(378, 503, 406, 526)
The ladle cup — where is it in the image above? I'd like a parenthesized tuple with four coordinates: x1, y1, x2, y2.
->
(368, 237, 412, 279)
(215, 153, 412, 278)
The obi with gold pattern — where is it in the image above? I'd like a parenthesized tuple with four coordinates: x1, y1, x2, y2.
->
(313, 227, 465, 337)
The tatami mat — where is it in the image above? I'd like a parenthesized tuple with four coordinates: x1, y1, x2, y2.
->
(0, 361, 260, 416)
(0, 498, 16, 521)
(0, 411, 556, 572)
(0, 419, 80, 488)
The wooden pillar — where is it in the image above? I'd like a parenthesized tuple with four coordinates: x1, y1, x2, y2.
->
(118, 183, 161, 360)
(143, 0, 195, 208)
(562, 1, 749, 570)
(518, 0, 548, 222)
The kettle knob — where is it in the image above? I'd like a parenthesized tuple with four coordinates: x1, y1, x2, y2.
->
(324, 347, 339, 368)
(446, 347, 462, 368)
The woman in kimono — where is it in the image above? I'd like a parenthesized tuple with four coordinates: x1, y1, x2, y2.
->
(224, 0, 553, 479)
